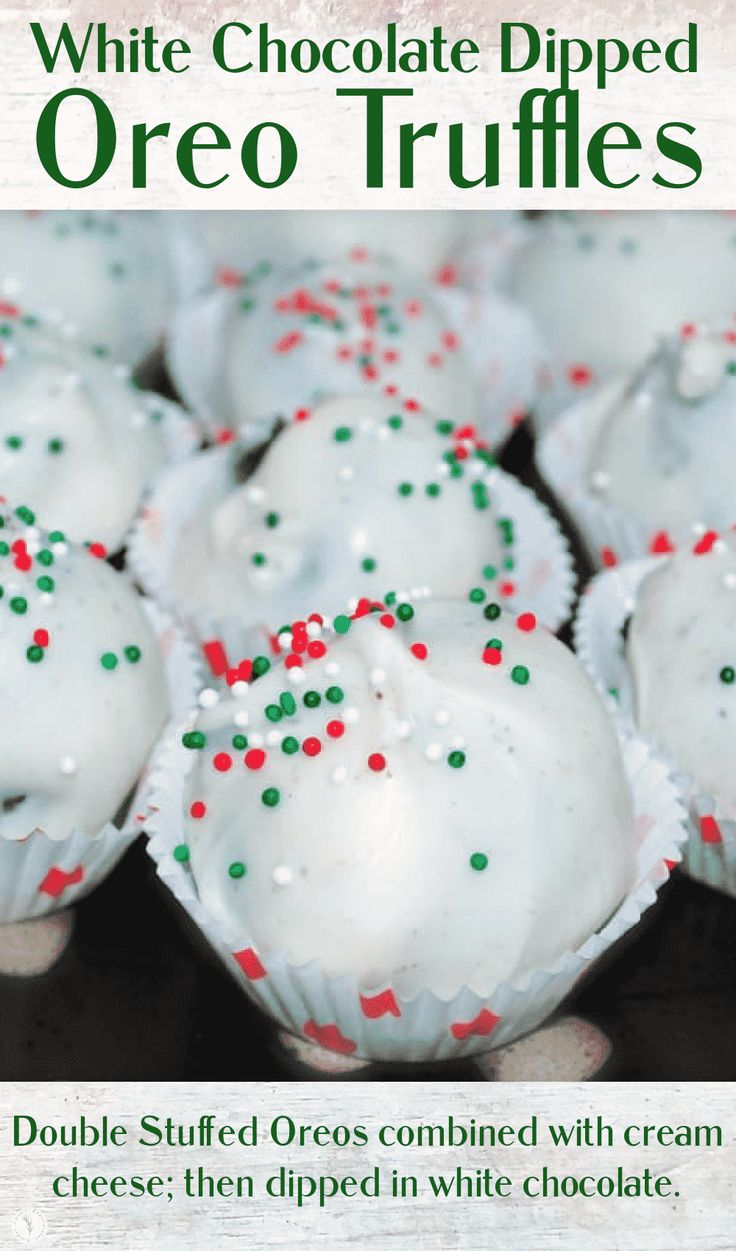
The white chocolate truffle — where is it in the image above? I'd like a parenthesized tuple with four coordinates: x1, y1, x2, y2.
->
(167, 251, 478, 434)
(627, 536, 736, 818)
(168, 210, 509, 293)
(587, 330, 736, 536)
(166, 395, 506, 627)
(507, 211, 736, 416)
(181, 600, 635, 998)
(0, 504, 169, 841)
(0, 211, 169, 365)
(0, 313, 180, 550)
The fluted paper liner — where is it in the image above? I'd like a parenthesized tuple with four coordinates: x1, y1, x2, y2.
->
(574, 558, 736, 896)
(143, 718, 687, 1064)
(127, 446, 578, 669)
(0, 600, 201, 928)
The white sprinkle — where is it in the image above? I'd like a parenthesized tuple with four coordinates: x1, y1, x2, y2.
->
(130, 410, 146, 429)
(369, 668, 386, 686)
(377, 425, 390, 442)
(288, 667, 306, 685)
(337, 465, 354, 483)
(266, 730, 282, 747)
(623, 597, 636, 614)
(113, 363, 132, 381)
(344, 706, 359, 724)
(279, 632, 293, 650)
(53, 542, 69, 556)
(590, 470, 610, 491)
(199, 688, 219, 709)
(59, 756, 77, 776)
(246, 485, 265, 504)
(692, 521, 707, 536)
(713, 539, 728, 556)
(425, 742, 443, 761)
(230, 684, 249, 701)
(249, 731, 264, 747)
(273, 865, 293, 886)
(233, 709, 250, 727)
(434, 709, 450, 726)
(306, 620, 322, 639)
(451, 735, 466, 750)
(332, 766, 348, 784)
(1, 277, 19, 296)
(396, 720, 412, 739)
(723, 572, 736, 590)
(325, 661, 340, 677)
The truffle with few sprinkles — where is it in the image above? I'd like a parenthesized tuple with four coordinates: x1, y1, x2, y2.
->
(0, 306, 185, 550)
(178, 597, 635, 1000)
(164, 394, 512, 632)
(626, 532, 736, 823)
(0, 503, 169, 841)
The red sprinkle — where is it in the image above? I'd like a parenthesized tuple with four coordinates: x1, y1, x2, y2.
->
(87, 542, 107, 559)
(483, 647, 502, 666)
(307, 640, 327, 659)
(600, 547, 618, 568)
(326, 720, 344, 739)
(516, 612, 537, 633)
(33, 628, 49, 648)
(368, 753, 386, 772)
(303, 737, 322, 757)
(203, 640, 229, 678)
(245, 748, 266, 770)
(693, 530, 719, 556)
(410, 642, 428, 660)
(190, 801, 207, 819)
(213, 753, 232, 772)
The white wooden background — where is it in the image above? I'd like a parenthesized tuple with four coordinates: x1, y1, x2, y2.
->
(0, 0, 733, 207)
(0, 1082, 733, 1247)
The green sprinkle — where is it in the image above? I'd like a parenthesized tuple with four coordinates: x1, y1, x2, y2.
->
(326, 685, 344, 704)
(48, 530, 65, 543)
(5, 435, 22, 450)
(384, 591, 397, 606)
(47, 437, 64, 454)
(265, 704, 283, 723)
(182, 730, 206, 750)
(304, 690, 321, 708)
(361, 557, 377, 573)
(36, 575, 55, 593)
(397, 603, 414, 622)
(483, 565, 497, 581)
(387, 415, 403, 430)
(727, 362, 736, 377)
(265, 511, 280, 528)
(282, 736, 299, 754)
(511, 665, 530, 686)
(15, 506, 35, 525)
(100, 652, 118, 671)
(0, 542, 7, 557)
(425, 483, 441, 498)
(468, 587, 486, 604)
(228, 861, 247, 879)
(173, 844, 190, 863)
(484, 602, 501, 622)
(232, 734, 248, 750)
(262, 787, 280, 808)
(334, 426, 353, 443)
(251, 552, 266, 567)
(26, 645, 44, 663)
(435, 419, 454, 435)
(448, 750, 466, 769)
(487, 638, 502, 651)
(9, 596, 27, 615)
(124, 645, 141, 664)
(720, 666, 735, 684)
(470, 852, 489, 872)
(37, 549, 54, 566)
(333, 614, 352, 634)
(397, 481, 414, 497)
(280, 691, 297, 716)
(252, 655, 270, 678)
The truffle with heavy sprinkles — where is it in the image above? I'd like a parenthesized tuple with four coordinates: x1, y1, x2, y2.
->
(0, 306, 175, 550)
(168, 249, 478, 433)
(165, 395, 509, 628)
(178, 599, 636, 1000)
(627, 533, 736, 821)
(0, 504, 169, 841)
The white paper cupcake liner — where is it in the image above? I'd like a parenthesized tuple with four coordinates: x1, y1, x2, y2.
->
(574, 558, 736, 896)
(127, 444, 577, 678)
(0, 599, 201, 927)
(143, 718, 687, 1064)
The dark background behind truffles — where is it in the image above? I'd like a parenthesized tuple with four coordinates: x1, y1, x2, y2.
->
(1, 421, 734, 1082)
